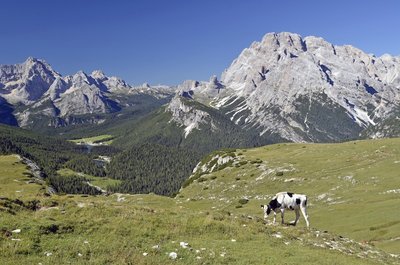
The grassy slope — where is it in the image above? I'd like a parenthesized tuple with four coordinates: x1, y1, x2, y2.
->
(1, 138, 399, 264)
(180, 138, 400, 254)
(0, 155, 44, 200)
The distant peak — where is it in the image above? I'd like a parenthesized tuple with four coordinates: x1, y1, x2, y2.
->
(24, 56, 46, 65)
(75, 70, 88, 76)
(91, 70, 107, 80)
(142, 82, 151, 88)
(71, 70, 93, 84)
(25, 56, 38, 62)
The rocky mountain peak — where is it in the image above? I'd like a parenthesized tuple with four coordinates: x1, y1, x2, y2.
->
(91, 70, 107, 81)
(260, 32, 307, 52)
(216, 32, 400, 142)
(71, 71, 94, 86)
(0, 57, 60, 104)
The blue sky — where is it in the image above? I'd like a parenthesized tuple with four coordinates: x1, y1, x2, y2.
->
(1, 0, 400, 85)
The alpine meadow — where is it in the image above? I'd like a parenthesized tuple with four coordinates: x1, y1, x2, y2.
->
(1, 1, 400, 264)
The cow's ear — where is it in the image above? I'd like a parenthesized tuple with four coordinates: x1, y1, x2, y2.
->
(260, 205, 264, 208)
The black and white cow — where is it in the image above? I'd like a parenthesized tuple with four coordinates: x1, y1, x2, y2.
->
(261, 192, 309, 228)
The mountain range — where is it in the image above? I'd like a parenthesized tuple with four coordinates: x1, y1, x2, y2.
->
(0, 57, 174, 129)
(1, 32, 400, 143)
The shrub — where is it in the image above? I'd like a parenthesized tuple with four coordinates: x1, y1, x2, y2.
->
(39, 224, 59, 234)
(236, 161, 248, 167)
(25, 200, 41, 211)
(197, 177, 207, 183)
(215, 161, 233, 171)
(39, 224, 74, 234)
(276, 171, 284, 176)
(238, 199, 249, 205)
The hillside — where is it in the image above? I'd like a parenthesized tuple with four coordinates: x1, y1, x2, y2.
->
(181, 137, 400, 254)
(1, 138, 399, 264)
(0, 124, 118, 195)
(103, 96, 277, 195)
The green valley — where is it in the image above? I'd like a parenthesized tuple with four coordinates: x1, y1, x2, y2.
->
(1, 138, 399, 264)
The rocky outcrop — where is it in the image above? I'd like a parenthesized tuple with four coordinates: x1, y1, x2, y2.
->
(186, 32, 400, 142)
(166, 96, 211, 138)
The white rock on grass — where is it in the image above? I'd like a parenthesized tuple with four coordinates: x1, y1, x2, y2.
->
(44, 252, 52, 257)
(169, 252, 178, 259)
(12, 229, 21, 233)
(180, 242, 189, 248)
(142, 252, 148, 256)
(116, 194, 126, 202)
(272, 233, 283, 238)
(152, 245, 160, 249)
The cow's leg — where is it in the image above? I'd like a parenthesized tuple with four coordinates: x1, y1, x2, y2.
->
(280, 208, 285, 224)
(291, 209, 300, 225)
(273, 211, 277, 224)
(300, 206, 310, 228)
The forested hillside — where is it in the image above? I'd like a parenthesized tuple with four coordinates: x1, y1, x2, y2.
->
(105, 99, 280, 195)
(107, 143, 198, 195)
(0, 125, 111, 195)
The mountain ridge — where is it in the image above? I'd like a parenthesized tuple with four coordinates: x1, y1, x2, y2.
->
(182, 32, 400, 142)
(1, 32, 400, 142)
(0, 57, 175, 128)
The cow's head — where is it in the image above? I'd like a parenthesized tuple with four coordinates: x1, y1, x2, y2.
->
(261, 204, 272, 219)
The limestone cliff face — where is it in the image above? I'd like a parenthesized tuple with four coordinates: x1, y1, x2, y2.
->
(166, 96, 211, 138)
(178, 32, 400, 142)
